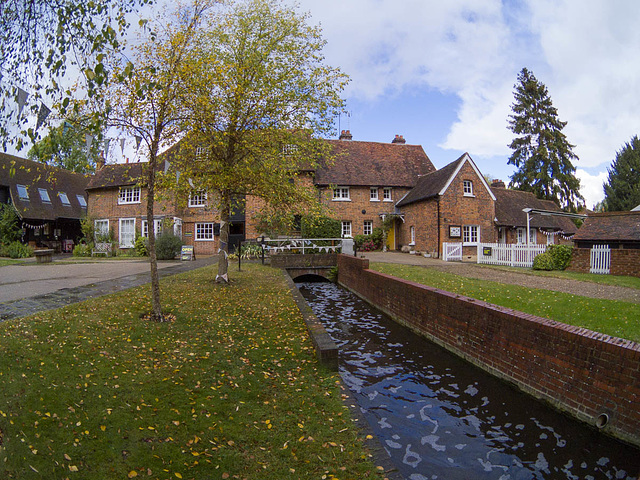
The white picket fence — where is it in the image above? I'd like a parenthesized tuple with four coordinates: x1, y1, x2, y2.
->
(590, 244, 611, 274)
(442, 242, 463, 261)
(477, 243, 548, 268)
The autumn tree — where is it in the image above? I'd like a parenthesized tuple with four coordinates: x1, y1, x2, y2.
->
(507, 68, 584, 210)
(107, 1, 214, 321)
(0, 0, 152, 151)
(603, 135, 640, 211)
(170, 0, 348, 283)
(27, 118, 102, 174)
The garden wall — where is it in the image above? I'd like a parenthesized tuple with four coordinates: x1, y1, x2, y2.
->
(568, 247, 640, 278)
(337, 254, 640, 447)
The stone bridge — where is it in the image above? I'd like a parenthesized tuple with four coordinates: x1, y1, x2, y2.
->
(270, 253, 337, 281)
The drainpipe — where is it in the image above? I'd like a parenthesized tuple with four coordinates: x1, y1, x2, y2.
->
(436, 197, 441, 259)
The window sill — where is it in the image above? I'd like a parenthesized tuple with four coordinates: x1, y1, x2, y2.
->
(118, 201, 141, 205)
(195, 238, 216, 242)
(463, 194, 475, 198)
(370, 199, 380, 202)
(332, 198, 351, 202)
(383, 199, 393, 202)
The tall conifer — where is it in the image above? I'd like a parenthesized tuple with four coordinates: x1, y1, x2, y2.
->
(603, 135, 640, 211)
(507, 68, 583, 210)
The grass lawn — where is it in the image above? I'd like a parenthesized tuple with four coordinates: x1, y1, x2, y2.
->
(0, 258, 27, 267)
(370, 262, 640, 343)
(0, 264, 383, 480)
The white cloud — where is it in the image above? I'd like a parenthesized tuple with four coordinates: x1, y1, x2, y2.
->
(576, 168, 607, 209)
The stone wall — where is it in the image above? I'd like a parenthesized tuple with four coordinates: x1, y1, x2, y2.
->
(337, 254, 640, 447)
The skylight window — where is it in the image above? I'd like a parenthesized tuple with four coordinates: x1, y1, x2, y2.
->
(17, 184, 29, 200)
(58, 192, 70, 206)
(39, 188, 51, 203)
(76, 195, 87, 207)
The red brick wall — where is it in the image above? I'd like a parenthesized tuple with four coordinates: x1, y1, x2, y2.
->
(569, 247, 640, 278)
(337, 254, 640, 447)
(88, 187, 221, 256)
(396, 201, 439, 255)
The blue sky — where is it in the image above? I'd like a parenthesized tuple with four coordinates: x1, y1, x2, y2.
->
(291, 0, 640, 208)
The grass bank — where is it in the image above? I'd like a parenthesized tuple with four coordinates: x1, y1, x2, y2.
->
(0, 264, 383, 480)
(370, 262, 640, 343)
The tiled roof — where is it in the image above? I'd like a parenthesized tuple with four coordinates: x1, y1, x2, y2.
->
(0, 153, 89, 221)
(314, 140, 435, 187)
(86, 162, 146, 190)
(492, 187, 577, 232)
(396, 154, 467, 207)
(573, 211, 640, 242)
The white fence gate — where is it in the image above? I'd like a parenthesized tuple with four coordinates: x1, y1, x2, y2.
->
(442, 242, 463, 262)
(590, 244, 611, 274)
(477, 243, 547, 268)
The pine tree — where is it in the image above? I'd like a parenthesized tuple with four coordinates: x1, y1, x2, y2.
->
(603, 135, 640, 211)
(507, 68, 584, 210)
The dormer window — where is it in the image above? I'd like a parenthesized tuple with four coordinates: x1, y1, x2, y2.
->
(463, 180, 474, 196)
(118, 186, 141, 204)
(39, 188, 51, 203)
(17, 184, 29, 201)
(333, 187, 350, 201)
(58, 192, 70, 206)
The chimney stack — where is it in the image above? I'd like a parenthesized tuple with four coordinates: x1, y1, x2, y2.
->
(339, 130, 353, 141)
(392, 134, 406, 144)
(491, 179, 506, 189)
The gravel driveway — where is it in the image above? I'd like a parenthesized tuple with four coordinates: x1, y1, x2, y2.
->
(362, 252, 640, 304)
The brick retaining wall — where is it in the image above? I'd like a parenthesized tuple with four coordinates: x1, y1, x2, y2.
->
(568, 247, 640, 277)
(337, 254, 640, 447)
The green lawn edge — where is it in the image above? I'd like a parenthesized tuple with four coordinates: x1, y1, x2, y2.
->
(370, 262, 640, 343)
(0, 264, 384, 480)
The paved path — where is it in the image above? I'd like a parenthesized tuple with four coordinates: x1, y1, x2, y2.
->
(0, 256, 218, 321)
(362, 251, 640, 304)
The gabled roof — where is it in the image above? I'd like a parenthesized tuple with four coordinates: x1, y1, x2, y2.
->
(492, 187, 577, 232)
(0, 152, 89, 221)
(86, 162, 146, 190)
(313, 140, 435, 187)
(573, 211, 640, 242)
(396, 153, 495, 207)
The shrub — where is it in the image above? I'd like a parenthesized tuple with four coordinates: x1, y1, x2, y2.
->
(155, 234, 182, 260)
(0, 204, 21, 244)
(73, 243, 92, 257)
(532, 252, 555, 270)
(301, 215, 341, 239)
(134, 236, 149, 257)
(548, 244, 573, 270)
(6, 241, 33, 259)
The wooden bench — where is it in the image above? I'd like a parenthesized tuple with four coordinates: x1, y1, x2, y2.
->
(92, 242, 112, 257)
(34, 249, 54, 263)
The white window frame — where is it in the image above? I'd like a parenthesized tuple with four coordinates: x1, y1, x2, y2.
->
(118, 186, 141, 204)
(516, 227, 527, 245)
(119, 218, 136, 248)
(546, 231, 555, 245)
(38, 188, 51, 203)
(195, 222, 215, 241)
(17, 184, 29, 200)
(410, 226, 416, 246)
(529, 228, 537, 245)
(142, 219, 163, 238)
(58, 191, 70, 206)
(497, 227, 506, 244)
(189, 191, 207, 207)
(94, 219, 109, 240)
(462, 225, 479, 246)
(370, 187, 379, 202)
(195, 146, 206, 160)
(383, 187, 392, 202)
(283, 144, 298, 155)
(332, 187, 350, 201)
(341, 221, 352, 238)
(363, 220, 373, 236)
(463, 180, 474, 197)
(76, 194, 87, 208)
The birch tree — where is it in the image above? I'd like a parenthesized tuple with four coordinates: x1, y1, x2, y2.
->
(170, 0, 348, 283)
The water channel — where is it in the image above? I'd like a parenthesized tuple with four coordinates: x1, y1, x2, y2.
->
(297, 280, 640, 480)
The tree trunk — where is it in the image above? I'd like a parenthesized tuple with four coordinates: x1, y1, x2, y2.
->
(147, 146, 163, 319)
(216, 190, 230, 283)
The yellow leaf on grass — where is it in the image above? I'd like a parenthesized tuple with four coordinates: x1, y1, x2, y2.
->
(128, 471, 138, 478)
(175, 473, 183, 479)
(69, 465, 79, 472)
(64, 454, 72, 461)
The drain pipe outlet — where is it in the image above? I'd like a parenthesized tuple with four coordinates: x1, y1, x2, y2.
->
(595, 413, 609, 429)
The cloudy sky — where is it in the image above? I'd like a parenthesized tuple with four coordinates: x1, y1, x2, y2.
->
(288, 0, 640, 208)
